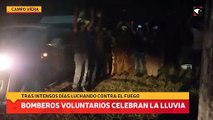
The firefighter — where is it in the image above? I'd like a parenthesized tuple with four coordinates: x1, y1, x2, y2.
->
(112, 21, 133, 76)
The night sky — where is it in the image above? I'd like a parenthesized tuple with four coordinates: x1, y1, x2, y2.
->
(0, 0, 204, 28)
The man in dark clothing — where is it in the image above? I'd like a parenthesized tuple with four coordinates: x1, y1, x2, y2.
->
(103, 30, 113, 77)
(86, 28, 97, 89)
(87, 10, 107, 89)
(191, 27, 203, 82)
(133, 29, 146, 75)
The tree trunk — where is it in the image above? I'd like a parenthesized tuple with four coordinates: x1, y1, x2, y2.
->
(198, 0, 213, 120)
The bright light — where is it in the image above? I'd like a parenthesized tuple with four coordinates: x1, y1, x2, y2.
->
(42, 53, 48, 57)
(47, 43, 53, 46)
(138, 25, 142, 28)
(0, 54, 13, 71)
(181, 64, 192, 70)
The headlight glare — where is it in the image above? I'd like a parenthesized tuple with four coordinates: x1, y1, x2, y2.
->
(42, 53, 48, 57)
(0, 54, 13, 71)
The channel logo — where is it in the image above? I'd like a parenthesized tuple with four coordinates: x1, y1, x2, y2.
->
(193, 6, 203, 17)
(6, 6, 42, 14)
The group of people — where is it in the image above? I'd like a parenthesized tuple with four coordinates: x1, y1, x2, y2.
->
(70, 8, 112, 91)
(69, 8, 202, 91)
(69, 8, 160, 91)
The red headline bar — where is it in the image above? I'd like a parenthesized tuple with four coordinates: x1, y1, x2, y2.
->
(7, 100, 189, 114)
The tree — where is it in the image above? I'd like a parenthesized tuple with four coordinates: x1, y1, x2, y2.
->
(198, 0, 213, 120)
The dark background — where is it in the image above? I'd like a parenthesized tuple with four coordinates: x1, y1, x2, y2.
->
(0, 0, 205, 28)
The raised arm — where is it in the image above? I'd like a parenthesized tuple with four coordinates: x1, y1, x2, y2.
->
(87, 8, 95, 31)
(96, 10, 102, 28)
(73, 7, 79, 33)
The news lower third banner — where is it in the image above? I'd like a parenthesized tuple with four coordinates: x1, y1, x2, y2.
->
(6, 92, 189, 114)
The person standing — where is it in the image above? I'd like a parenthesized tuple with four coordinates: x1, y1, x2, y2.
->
(112, 21, 133, 75)
(72, 8, 89, 91)
(133, 28, 146, 76)
(191, 26, 203, 82)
